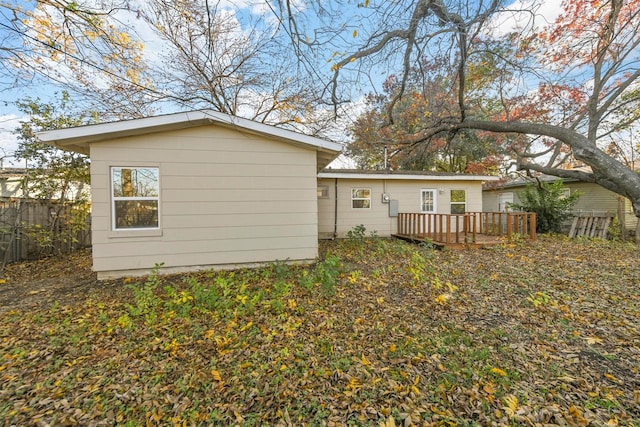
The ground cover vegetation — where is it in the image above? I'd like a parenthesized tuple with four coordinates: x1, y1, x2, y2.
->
(1, 235, 639, 426)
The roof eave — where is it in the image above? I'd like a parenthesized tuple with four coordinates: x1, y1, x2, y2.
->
(37, 110, 343, 160)
(317, 171, 500, 181)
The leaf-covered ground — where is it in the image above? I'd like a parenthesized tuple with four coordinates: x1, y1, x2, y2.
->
(1, 236, 639, 426)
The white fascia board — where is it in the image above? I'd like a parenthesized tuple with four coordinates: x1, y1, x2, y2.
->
(38, 111, 206, 144)
(37, 109, 342, 155)
(317, 172, 500, 181)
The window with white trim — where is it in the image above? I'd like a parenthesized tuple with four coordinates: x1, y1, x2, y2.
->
(351, 188, 371, 209)
(421, 189, 436, 212)
(450, 189, 466, 214)
(111, 167, 160, 230)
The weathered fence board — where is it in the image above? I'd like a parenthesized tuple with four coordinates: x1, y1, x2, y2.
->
(0, 199, 91, 264)
(568, 213, 614, 239)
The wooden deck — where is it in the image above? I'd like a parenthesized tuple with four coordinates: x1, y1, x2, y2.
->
(393, 212, 536, 249)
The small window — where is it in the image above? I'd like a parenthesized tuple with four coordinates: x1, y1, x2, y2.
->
(317, 185, 329, 199)
(111, 167, 160, 230)
(351, 188, 371, 209)
(421, 189, 436, 212)
(450, 190, 466, 214)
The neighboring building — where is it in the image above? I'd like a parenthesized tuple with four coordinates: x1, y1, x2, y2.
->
(0, 167, 89, 201)
(483, 176, 638, 233)
(318, 169, 498, 239)
(0, 168, 26, 199)
(39, 109, 499, 279)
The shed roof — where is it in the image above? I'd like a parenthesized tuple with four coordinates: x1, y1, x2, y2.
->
(318, 169, 499, 181)
(483, 174, 581, 190)
(37, 110, 343, 170)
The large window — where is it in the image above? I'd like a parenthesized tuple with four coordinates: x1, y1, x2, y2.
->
(111, 167, 159, 230)
(351, 188, 371, 209)
(450, 190, 466, 214)
(421, 189, 436, 212)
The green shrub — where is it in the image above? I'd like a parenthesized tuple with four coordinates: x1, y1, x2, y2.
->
(125, 263, 164, 324)
(510, 180, 580, 234)
(315, 254, 342, 295)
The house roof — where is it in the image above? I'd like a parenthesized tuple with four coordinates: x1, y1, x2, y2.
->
(483, 174, 580, 190)
(0, 168, 27, 179)
(318, 169, 500, 181)
(37, 110, 343, 170)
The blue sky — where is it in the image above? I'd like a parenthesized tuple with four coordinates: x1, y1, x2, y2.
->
(0, 0, 563, 165)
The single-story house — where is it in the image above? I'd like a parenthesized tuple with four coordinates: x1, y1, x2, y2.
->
(318, 169, 498, 239)
(0, 167, 89, 201)
(483, 176, 638, 233)
(39, 110, 497, 279)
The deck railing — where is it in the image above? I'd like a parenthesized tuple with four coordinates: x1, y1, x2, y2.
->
(396, 211, 536, 244)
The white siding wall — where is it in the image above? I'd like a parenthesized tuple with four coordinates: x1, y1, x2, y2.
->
(318, 178, 484, 238)
(482, 190, 500, 212)
(317, 179, 337, 239)
(567, 182, 637, 230)
(91, 125, 319, 279)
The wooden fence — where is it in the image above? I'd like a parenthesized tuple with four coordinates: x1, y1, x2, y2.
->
(568, 212, 615, 239)
(0, 199, 91, 264)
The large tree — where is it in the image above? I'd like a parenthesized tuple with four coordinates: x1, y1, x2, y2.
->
(11, 92, 92, 258)
(349, 61, 507, 173)
(1, 1, 332, 132)
(138, 0, 324, 128)
(1, 0, 154, 118)
(276, 0, 640, 219)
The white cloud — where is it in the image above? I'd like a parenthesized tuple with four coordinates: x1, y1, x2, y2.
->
(490, 0, 562, 37)
(327, 154, 357, 169)
(0, 114, 23, 166)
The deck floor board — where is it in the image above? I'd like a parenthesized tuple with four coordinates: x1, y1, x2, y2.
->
(392, 233, 506, 249)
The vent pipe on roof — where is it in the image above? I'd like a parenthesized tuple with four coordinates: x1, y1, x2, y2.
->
(383, 145, 388, 170)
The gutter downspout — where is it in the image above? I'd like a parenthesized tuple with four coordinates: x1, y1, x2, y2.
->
(333, 178, 338, 239)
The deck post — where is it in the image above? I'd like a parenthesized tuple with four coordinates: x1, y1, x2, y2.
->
(410, 213, 415, 236)
(529, 213, 537, 241)
(471, 213, 477, 243)
(463, 214, 469, 243)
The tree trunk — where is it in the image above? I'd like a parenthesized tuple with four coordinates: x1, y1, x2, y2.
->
(438, 120, 640, 224)
(617, 197, 627, 242)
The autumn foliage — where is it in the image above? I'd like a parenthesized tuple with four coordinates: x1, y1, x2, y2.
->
(349, 65, 505, 174)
